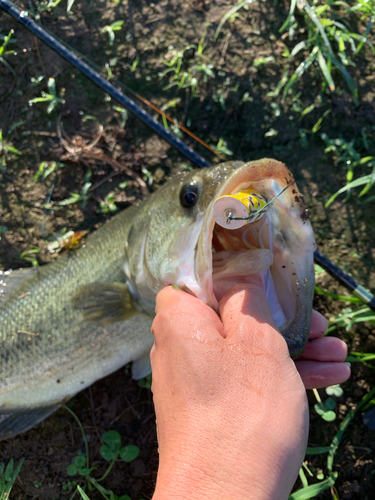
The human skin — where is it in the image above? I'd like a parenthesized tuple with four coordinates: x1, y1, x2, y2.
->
(150, 285, 350, 500)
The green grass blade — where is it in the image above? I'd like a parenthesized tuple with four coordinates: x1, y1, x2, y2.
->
(298, 467, 309, 488)
(303, 2, 333, 56)
(279, 0, 297, 32)
(360, 354, 375, 362)
(317, 50, 335, 90)
(357, 15, 374, 53)
(306, 446, 333, 455)
(0, 30, 14, 57)
(290, 41, 307, 58)
(327, 386, 375, 474)
(315, 286, 361, 303)
(288, 477, 335, 500)
(359, 166, 375, 196)
(330, 56, 358, 104)
(283, 48, 318, 100)
(0, 56, 16, 76)
(67, 0, 75, 12)
(214, 0, 258, 41)
(325, 174, 372, 207)
(77, 485, 91, 500)
(312, 109, 330, 134)
(0, 458, 24, 500)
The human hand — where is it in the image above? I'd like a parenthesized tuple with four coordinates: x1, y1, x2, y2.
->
(295, 309, 350, 389)
(150, 285, 350, 500)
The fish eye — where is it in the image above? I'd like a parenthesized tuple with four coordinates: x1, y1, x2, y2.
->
(180, 180, 200, 208)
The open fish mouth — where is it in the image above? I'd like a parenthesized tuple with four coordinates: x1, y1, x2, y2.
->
(193, 160, 316, 358)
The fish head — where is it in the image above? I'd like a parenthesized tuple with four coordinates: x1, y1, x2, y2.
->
(136, 159, 315, 358)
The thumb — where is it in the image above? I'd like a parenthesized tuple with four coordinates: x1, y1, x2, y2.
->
(219, 284, 289, 359)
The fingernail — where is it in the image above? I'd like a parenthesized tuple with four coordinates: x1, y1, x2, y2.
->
(345, 362, 351, 368)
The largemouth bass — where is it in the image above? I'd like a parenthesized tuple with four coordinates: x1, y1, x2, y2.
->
(0, 159, 315, 440)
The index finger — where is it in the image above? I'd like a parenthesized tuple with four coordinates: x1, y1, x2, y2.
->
(152, 286, 224, 345)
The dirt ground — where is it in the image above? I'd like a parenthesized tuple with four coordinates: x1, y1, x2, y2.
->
(0, 0, 375, 498)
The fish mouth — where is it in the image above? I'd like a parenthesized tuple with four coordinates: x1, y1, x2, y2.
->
(195, 160, 315, 358)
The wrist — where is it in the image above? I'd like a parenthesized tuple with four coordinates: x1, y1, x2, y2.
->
(152, 427, 302, 500)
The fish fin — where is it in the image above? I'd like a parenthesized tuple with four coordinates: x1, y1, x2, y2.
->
(0, 268, 38, 301)
(132, 352, 152, 380)
(0, 404, 60, 441)
(72, 282, 138, 326)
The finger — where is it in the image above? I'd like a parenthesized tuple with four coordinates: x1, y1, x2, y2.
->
(150, 343, 155, 364)
(298, 337, 347, 362)
(219, 284, 276, 334)
(308, 310, 329, 339)
(219, 284, 291, 360)
(152, 286, 223, 345)
(295, 360, 351, 389)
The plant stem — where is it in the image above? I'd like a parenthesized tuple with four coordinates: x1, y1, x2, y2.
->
(64, 405, 90, 469)
(312, 388, 322, 405)
(97, 455, 118, 482)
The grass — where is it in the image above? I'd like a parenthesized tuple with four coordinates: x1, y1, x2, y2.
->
(215, 0, 375, 106)
(29, 77, 65, 114)
(0, 459, 24, 500)
(0, 0, 374, 498)
(63, 405, 139, 500)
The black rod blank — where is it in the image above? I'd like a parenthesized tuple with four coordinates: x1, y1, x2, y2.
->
(314, 250, 375, 312)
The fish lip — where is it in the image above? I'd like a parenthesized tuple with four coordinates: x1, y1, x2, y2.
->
(196, 159, 315, 357)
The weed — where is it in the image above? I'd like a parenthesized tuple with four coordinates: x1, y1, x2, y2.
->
(64, 406, 139, 500)
(0, 129, 21, 171)
(34, 161, 64, 182)
(101, 21, 124, 46)
(289, 386, 375, 497)
(99, 193, 118, 214)
(210, 138, 233, 157)
(58, 170, 92, 208)
(141, 166, 153, 187)
(315, 285, 361, 304)
(29, 77, 65, 114)
(113, 106, 128, 128)
(214, 0, 261, 41)
(0, 459, 24, 500)
(20, 245, 41, 267)
(30, 75, 45, 86)
(313, 388, 337, 422)
(279, 0, 375, 104)
(328, 304, 375, 332)
(0, 29, 16, 76)
(321, 132, 375, 206)
(159, 24, 214, 97)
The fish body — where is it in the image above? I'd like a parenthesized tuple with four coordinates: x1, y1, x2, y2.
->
(0, 159, 315, 440)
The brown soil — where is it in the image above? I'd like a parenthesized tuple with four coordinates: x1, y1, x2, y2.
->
(0, 0, 374, 498)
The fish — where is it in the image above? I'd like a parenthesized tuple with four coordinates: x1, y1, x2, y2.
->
(0, 159, 315, 441)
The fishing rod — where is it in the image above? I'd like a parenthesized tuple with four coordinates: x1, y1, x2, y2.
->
(1, 0, 374, 311)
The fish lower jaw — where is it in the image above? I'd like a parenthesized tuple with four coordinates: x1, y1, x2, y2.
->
(209, 216, 314, 357)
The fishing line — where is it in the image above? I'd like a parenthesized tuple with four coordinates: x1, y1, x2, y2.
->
(226, 181, 296, 225)
(1, 0, 375, 309)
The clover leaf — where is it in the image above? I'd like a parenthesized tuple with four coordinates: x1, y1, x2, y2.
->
(120, 445, 140, 462)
